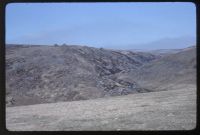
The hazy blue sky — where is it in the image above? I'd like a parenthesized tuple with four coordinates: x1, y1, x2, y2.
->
(6, 2, 196, 50)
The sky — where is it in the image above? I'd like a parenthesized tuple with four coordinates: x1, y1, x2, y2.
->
(6, 2, 196, 50)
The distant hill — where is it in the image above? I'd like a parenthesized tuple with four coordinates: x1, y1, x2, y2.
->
(132, 36, 196, 50)
(6, 44, 196, 106)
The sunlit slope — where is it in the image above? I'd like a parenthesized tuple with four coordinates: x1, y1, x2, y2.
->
(120, 46, 196, 91)
(6, 85, 196, 131)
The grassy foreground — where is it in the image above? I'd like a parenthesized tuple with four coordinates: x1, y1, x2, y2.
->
(6, 85, 196, 131)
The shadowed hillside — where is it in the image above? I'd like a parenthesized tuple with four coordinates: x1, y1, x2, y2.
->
(6, 45, 196, 106)
(6, 45, 158, 106)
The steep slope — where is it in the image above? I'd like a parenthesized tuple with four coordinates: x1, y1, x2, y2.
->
(6, 45, 196, 106)
(6, 45, 158, 106)
(128, 46, 196, 90)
